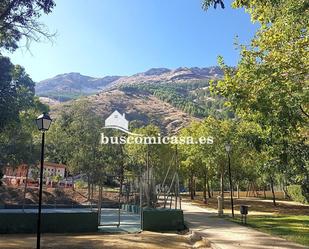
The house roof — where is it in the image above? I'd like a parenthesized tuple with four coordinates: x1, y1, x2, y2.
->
(43, 162, 66, 169)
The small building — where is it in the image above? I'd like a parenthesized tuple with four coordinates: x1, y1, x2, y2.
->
(4, 164, 28, 178)
(3, 162, 70, 187)
(42, 162, 66, 178)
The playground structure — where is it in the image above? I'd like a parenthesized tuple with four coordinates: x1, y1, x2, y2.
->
(97, 146, 184, 231)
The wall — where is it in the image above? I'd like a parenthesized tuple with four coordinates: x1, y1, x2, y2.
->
(142, 208, 185, 231)
(0, 212, 98, 233)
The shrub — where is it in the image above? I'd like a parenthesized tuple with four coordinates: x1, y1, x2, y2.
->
(287, 185, 309, 204)
(75, 180, 87, 189)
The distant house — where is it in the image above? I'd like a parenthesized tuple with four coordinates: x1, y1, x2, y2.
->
(3, 162, 70, 187)
(41, 162, 66, 178)
(105, 110, 129, 131)
(4, 164, 28, 178)
(3, 164, 28, 186)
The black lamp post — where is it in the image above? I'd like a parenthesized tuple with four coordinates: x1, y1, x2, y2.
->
(225, 142, 234, 219)
(35, 113, 52, 249)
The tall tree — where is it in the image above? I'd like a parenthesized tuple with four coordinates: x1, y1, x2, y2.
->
(207, 0, 308, 198)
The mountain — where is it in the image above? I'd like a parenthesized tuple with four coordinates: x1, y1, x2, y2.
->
(35, 66, 223, 101)
(40, 66, 229, 133)
(108, 66, 223, 88)
(35, 73, 121, 100)
(51, 89, 200, 134)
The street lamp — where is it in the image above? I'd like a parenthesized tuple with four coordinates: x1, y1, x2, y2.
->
(225, 142, 234, 218)
(35, 113, 52, 249)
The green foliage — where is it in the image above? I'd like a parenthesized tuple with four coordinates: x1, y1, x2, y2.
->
(287, 185, 309, 204)
(121, 81, 233, 119)
(125, 124, 173, 181)
(202, 0, 225, 10)
(212, 0, 308, 132)
(39, 92, 89, 102)
(74, 179, 87, 189)
(46, 100, 117, 186)
(0, 0, 55, 51)
(0, 56, 48, 168)
(208, 0, 308, 191)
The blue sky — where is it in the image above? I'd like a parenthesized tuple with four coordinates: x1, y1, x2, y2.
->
(5, 0, 258, 82)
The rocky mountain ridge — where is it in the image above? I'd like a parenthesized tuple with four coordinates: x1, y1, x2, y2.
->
(35, 66, 223, 99)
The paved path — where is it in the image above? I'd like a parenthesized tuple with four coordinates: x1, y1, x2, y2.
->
(182, 200, 308, 249)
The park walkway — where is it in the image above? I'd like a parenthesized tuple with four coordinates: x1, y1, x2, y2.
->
(182, 200, 308, 249)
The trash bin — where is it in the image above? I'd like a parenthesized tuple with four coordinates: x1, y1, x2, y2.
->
(240, 205, 248, 215)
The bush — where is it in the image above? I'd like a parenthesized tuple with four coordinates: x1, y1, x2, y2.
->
(74, 180, 87, 189)
(287, 185, 309, 204)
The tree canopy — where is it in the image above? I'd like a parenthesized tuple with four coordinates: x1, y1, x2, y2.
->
(0, 0, 55, 52)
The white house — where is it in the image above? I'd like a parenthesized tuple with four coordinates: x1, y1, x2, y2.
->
(105, 110, 129, 131)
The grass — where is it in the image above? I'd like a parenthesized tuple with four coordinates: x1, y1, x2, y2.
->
(183, 194, 309, 247)
(227, 215, 309, 247)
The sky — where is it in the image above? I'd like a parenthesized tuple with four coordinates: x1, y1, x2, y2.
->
(5, 0, 258, 82)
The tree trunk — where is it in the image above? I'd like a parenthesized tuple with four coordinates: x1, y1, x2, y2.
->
(193, 177, 196, 197)
(282, 181, 290, 199)
(221, 169, 224, 209)
(91, 183, 94, 200)
(203, 172, 207, 204)
(72, 176, 75, 191)
(237, 183, 240, 199)
(87, 174, 91, 201)
(263, 185, 266, 199)
(190, 173, 194, 200)
(207, 179, 211, 198)
(246, 182, 250, 197)
(270, 177, 276, 206)
(252, 183, 257, 197)
(22, 166, 29, 212)
(97, 185, 103, 225)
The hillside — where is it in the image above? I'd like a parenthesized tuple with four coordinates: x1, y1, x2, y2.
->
(36, 66, 223, 101)
(41, 66, 230, 133)
(36, 73, 121, 101)
(51, 89, 200, 134)
(108, 66, 223, 87)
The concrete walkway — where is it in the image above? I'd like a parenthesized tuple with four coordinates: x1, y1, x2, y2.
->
(182, 200, 308, 249)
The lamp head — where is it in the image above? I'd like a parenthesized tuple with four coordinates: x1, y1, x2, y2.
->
(225, 142, 232, 152)
(36, 112, 52, 131)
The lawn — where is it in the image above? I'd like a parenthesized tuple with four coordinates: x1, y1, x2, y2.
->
(228, 215, 309, 247)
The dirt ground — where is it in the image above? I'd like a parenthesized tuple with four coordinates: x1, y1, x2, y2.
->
(0, 185, 123, 206)
(0, 231, 211, 249)
(186, 193, 309, 216)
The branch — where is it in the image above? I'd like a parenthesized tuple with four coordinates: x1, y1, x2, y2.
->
(300, 105, 309, 119)
(0, 0, 19, 21)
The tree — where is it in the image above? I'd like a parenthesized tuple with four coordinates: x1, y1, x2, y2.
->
(0, 56, 17, 129)
(208, 0, 308, 198)
(0, 56, 47, 170)
(202, 0, 225, 10)
(0, 56, 38, 130)
(46, 100, 105, 200)
(0, 0, 55, 51)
